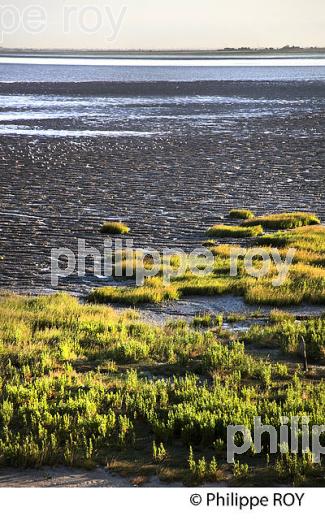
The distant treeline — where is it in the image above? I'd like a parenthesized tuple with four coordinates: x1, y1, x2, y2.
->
(0, 46, 325, 56)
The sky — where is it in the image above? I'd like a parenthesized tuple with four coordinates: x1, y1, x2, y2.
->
(1, 0, 325, 50)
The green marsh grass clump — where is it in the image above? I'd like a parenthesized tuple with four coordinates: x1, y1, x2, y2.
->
(209, 244, 244, 258)
(229, 209, 255, 220)
(243, 212, 320, 230)
(175, 275, 238, 297)
(243, 263, 325, 306)
(269, 309, 296, 323)
(89, 277, 179, 305)
(278, 318, 325, 360)
(233, 460, 250, 479)
(191, 313, 223, 329)
(188, 447, 220, 482)
(100, 221, 130, 235)
(207, 224, 263, 238)
(257, 225, 325, 254)
(89, 222, 325, 308)
(274, 451, 318, 485)
(245, 316, 325, 360)
(152, 441, 167, 463)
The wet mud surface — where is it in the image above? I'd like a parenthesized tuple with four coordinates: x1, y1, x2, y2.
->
(134, 295, 325, 326)
(0, 80, 324, 293)
(0, 465, 183, 488)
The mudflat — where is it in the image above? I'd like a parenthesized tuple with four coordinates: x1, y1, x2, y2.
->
(0, 80, 324, 292)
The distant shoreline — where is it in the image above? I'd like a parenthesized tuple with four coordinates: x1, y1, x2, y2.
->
(1, 47, 325, 60)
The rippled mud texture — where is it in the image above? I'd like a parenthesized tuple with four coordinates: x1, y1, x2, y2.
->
(0, 80, 324, 292)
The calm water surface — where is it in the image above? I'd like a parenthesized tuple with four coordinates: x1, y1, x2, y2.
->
(1, 55, 325, 82)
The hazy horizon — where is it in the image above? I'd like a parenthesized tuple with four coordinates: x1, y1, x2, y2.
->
(2, 45, 325, 53)
(1, 0, 325, 51)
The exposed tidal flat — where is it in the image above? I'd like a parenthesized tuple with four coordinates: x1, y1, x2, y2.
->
(0, 75, 325, 486)
(0, 79, 324, 292)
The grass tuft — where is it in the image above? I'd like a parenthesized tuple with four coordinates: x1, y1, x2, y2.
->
(207, 224, 263, 238)
(229, 209, 255, 220)
(243, 212, 320, 230)
(100, 221, 130, 235)
(89, 278, 179, 305)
